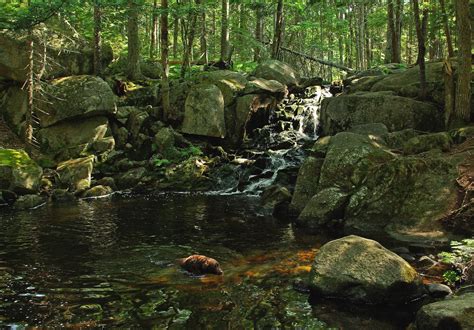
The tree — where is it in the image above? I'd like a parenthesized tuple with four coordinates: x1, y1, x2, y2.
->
(127, 0, 141, 80)
(150, 0, 159, 60)
(272, 0, 284, 60)
(412, 0, 429, 98)
(386, 0, 403, 63)
(161, 0, 171, 121)
(454, 0, 472, 123)
(439, 0, 454, 58)
(220, 0, 230, 62)
(93, 0, 102, 75)
(254, 2, 264, 62)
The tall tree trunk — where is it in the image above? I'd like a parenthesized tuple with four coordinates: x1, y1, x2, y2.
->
(150, 0, 159, 60)
(93, 0, 102, 75)
(161, 0, 171, 122)
(173, 14, 179, 59)
(272, 0, 284, 60)
(199, 1, 208, 64)
(393, 0, 403, 63)
(412, 0, 428, 99)
(254, 3, 264, 62)
(181, 1, 198, 77)
(220, 0, 230, 62)
(25, 37, 34, 153)
(440, 0, 454, 57)
(385, 0, 395, 63)
(454, 0, 472, 122)
(127, 0, 141, 80)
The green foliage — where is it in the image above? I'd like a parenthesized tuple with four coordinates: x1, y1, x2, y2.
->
(151, 145, 203, 171)
(442, 270, 462, 286)
(438, 239, 474, 287)
(233, 61, 258, 74)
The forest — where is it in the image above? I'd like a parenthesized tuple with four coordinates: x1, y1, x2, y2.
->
(0, 0, 473, 328)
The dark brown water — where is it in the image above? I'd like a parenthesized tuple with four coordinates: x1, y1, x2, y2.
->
(0, 193, 415, 329)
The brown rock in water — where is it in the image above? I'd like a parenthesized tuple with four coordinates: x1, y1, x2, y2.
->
(179, 255, 223, 275)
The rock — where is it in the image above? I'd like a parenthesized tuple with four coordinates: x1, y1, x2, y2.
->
(348, 123, 389, 137)
(0, 149, 43, 194)
(317, 132, 394, 192)
(140, 60, 163, 79)
(290, 157, 324, 213)
(1, 85, 27, 135)
(254, 60, 300, 88)
(450, 126, 474, 144)
(0, 190, 17, 205)
(127, 110, 150, 141)
(310, 136, 332, 158)
(91, 136, 115, 154)
(243, 78, 288, 98)
(116, 167, 147, 189)
(13, 194, 45, 210)
(229, 94, 277, 144)
(319, 91, 443, 136)
(402, 132, 452, 154)
(113, 126, 129, 148)
(425, 283, 452, 298)
(0, 22, 112, 82)
(416, 292, 474, 329)
(197, 70, 247, 106)
(36, 76, 116, 127)
(297, 187, 349, 231)
(181, 84, 226, 138)
(261, 185, 291, 209)
(382, 129, 419, 149)
(154, 127, 177, 157)
(37, 116, 110, 161)
(309, 235, 423, 304)
(95, 177, 117, 190)
(299, 76, 324, 89)
(82, 185, 113, 198)
(51, 189, 76, 202)
(57, 156, 94, 192)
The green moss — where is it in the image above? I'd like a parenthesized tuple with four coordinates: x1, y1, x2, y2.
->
(0, 149, 35, 168)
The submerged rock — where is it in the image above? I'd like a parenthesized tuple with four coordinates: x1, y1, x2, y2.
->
(82, 185, 113, 198)
(0, 149, 43, 194)
(13, 194, 45, 210)
(415, 292, 474, 329)
(309, 235, 423, 304)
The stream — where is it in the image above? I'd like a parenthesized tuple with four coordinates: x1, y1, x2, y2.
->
(1, 87, 418, 328)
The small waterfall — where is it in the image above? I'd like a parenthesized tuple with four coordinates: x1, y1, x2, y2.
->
(211, 85, 332, 195)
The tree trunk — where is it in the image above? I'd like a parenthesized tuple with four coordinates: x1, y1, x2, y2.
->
(200, 1, 208, 64)
(93, 0, 102, 75)
(440, 0, 454, 57)
(272, 0, 284, 60)
(150, 0, 159, 60)
(127, 0, 141, 80)
(173, 14, 179, 59)
(393, 0, 403, 63)
(25, 37, 34, 153)
(220, 0, 230, 62)
(254, 4, 264, 62)
(412, 0, 428, 99)
(385, 0, 395, 63)
(181, 1, 198, 77)
(454, 0, 472, 122)
(161, 0, 171, 121)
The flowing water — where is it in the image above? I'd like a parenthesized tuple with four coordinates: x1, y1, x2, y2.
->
(0, 193, 417, 329)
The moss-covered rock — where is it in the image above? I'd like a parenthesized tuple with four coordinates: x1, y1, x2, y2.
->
(319, 91, 443, 136)
(181, 83, 226, 138)
(37, 75, 116, 127)
(57, 156, 94, 192)
(197, 70, 247, 106)
(290, 157, 325, 212)
(297, 187, 349, 231)
(0, 149, 42, 194)
(309, 235, 423, 304)
(254, 60, 300, 88)
(402, 132, 452, 154)
(416, 292, 474, 329)
(82, 185, 113, 198)
(13, 194, 45, 210)
(116, 166, 147, 189)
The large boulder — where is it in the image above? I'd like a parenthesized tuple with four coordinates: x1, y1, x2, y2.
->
(37, 76, 116, 127)
(243, 77, 288, 98)
(254, 60, 300, 88)
(309, 235, 423, 304)
(319, 91, 444, 136)
(415, 293, 474, 329)
(57, 156, 94, 192)
(37, 116, 111, 161)
(228, 94, 277, 144)
(181, 83, 226, 138)
(196, 70, 247, 106)
(290, 156, 324, 212)
(0, 22, 112, 82)
(1, 86, 27, 135)
(0, 149, 43, 194)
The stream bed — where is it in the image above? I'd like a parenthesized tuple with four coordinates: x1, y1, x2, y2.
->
(0, 193, 418, 329)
